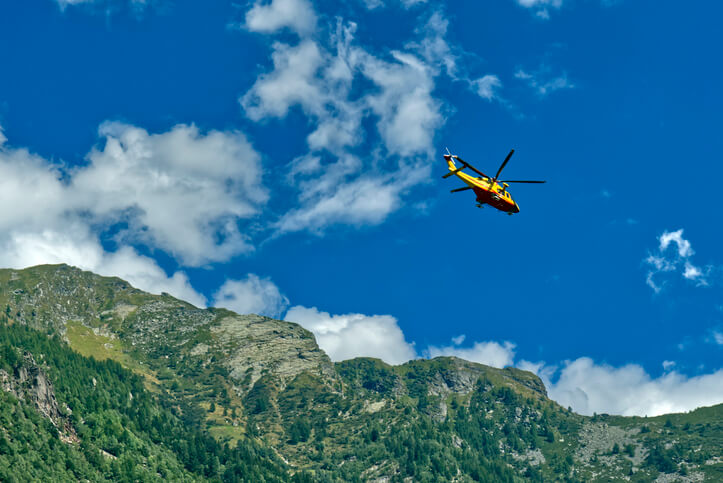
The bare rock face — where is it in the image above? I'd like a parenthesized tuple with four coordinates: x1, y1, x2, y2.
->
(0, 352, 78, 443)
(212, 314, 337, 392)
(427, 361, 481, 397)
(425, 357, 548, 399)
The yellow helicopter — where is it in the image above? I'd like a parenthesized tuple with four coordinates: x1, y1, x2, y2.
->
(443, 148, 545, 214)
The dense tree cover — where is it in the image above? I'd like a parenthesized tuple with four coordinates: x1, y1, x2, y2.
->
(245, 362, 587, 482)
(0, 321, 288, 481)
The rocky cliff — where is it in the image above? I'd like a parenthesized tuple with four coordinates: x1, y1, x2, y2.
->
(0, 352, 77, 443)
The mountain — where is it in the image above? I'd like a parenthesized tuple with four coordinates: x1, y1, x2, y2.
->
(0, 264, 721, 481)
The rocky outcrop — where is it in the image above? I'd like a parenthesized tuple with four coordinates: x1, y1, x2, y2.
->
(425, 357, 548, 399)
(0, 352, 78, 443)
(212, 314, 337, 392)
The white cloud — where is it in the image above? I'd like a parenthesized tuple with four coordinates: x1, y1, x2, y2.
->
(213, 274, 289, 318)
(245, 0, 317, 36)
(427, 337, 516, 368)
(515, 67, 574, 97)
(525, 357, 723, 417)
(276, 166, 428, 234)
(242, 39, 337, 122)
(284, 305, 417, 364)
(1, 122, 267, 267)
(0, 121, 270, 303)
(242, 13, 450, 234)
(0, 132, 206, 306)
(682, 262, 703, 281)
(0, 228, 205, 307)
(471, 75, 502, 101)
(359, 49, 442, 158)
(243, 23, 443, 158)
(73, 122, 267, 266)
(645, 229, 708, 292)
(660, 229, 694, 257)
(0, 145, 68, 234)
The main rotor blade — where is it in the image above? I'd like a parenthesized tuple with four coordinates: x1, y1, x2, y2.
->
(450, 186, 473, 193)
(493, 149, 515, 181)
(501, 180, 546, 184)
(453, 156, 490, 179)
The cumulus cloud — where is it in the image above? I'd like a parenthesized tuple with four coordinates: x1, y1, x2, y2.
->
(427, 336, 516, 368)
(241, 9, 452, 234)
(213, 274, 289, 318)
(524, 357, 723, 416)
(73, 122, 267, 266)
(645, 229, 708, 292)
(245, 0, 317, 36)
(0, 122, 267, 267)
(515, 67, 574, 97)
(0, 121, 270, 302)
(284, 305, 417, 364)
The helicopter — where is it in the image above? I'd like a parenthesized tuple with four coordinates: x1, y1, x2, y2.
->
(442, 148, 545, 214)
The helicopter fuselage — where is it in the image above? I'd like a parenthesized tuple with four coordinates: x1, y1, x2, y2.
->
(473, 185, 520, 213)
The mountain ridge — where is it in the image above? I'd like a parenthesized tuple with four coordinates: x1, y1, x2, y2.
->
(0, 264, 720, 481)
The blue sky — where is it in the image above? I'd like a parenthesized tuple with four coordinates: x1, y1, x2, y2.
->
(1, 0, 722, 416)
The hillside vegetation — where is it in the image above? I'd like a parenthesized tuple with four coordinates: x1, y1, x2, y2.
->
(0, 264, 720, 481)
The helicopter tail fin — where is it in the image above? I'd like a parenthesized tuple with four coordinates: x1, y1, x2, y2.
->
(443, 150, 457, 168)
(443, 152, 467, 178)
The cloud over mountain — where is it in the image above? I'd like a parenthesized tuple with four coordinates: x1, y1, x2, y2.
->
(522, 357, 723, 417)
(0, 122, 268, 304)
(214, 274, 289, 319)
(285, 305, 417, 365)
